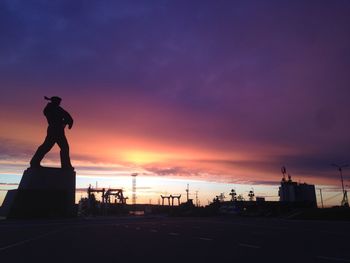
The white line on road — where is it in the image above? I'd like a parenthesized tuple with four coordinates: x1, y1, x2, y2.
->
(0, 228, 64, 252)
(150, 229, 158, 233)
(238, 243, 261, 249)
(317, 256, 350, 262)
(168, 232, 179, 236)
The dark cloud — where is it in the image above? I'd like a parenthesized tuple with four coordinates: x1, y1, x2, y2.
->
(1, 1, 350, 186)
(144, 166, 201, 177)
(247, 180, 281, 186)
(0, 137, 34, 160)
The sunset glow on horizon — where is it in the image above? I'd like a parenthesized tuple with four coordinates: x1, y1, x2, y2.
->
(1, 1, 350, 207)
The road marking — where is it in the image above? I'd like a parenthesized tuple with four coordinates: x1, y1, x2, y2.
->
(238, 243, 261, 249)
(124, 225, 129, 228)
(168, 232, 179, 236)
(135, 227, 141, 230)
(0, 228, 63, 251)
(317, 256, 350, 262)
(150, 229, 158, 233)
(198, 237, 212, 241)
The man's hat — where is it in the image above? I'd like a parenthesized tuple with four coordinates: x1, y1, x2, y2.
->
(44, 96, 62, 103)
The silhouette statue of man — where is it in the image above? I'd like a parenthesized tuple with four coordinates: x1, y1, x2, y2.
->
(30, 96, 74, 169)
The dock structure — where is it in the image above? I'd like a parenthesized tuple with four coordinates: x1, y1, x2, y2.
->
(160, 194, 181, 206)
(87, 186, 127, 204)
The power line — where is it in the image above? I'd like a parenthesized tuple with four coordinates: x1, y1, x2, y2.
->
(323, 192, 343, 203)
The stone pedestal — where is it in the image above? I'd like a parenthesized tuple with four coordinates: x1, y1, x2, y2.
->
(5, 167, 76, 219)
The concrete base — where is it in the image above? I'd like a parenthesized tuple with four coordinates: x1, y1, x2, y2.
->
(5, 167, 76, 219)
(0, 190, 17, 217)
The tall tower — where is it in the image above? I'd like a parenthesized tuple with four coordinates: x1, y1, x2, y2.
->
(131, 173, 138, 206)
(186, 184, 189, 202)
(248, 189, 255, 201)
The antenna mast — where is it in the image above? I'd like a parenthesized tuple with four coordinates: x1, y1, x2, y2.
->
(186, 184, 189, 202)
(131, 173, 138, 206)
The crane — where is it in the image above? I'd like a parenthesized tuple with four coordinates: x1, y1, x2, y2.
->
(332, 163, 349, 207)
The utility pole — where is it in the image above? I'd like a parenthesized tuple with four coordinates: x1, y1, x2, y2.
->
(229, 189, 237, 201)
(186, 184, 189, 202)
(332, 163, 349, 207)
(318, 188, 324, 208)
(248, 189, 255, 201)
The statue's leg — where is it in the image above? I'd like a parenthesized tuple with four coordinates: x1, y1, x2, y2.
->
(30, 134, 56, 167)
(57, 133, 73, 169)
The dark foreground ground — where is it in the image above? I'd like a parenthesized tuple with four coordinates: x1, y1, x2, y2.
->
(0, 216, 349, 263)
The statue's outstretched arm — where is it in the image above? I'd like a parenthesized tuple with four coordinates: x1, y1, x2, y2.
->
(62, 108, 74, 129)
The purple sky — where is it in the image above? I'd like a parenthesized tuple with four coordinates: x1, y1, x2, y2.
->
(1, 0, 350, 189)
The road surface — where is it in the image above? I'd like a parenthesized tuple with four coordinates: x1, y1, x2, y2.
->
(0, 216, 349, 262)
